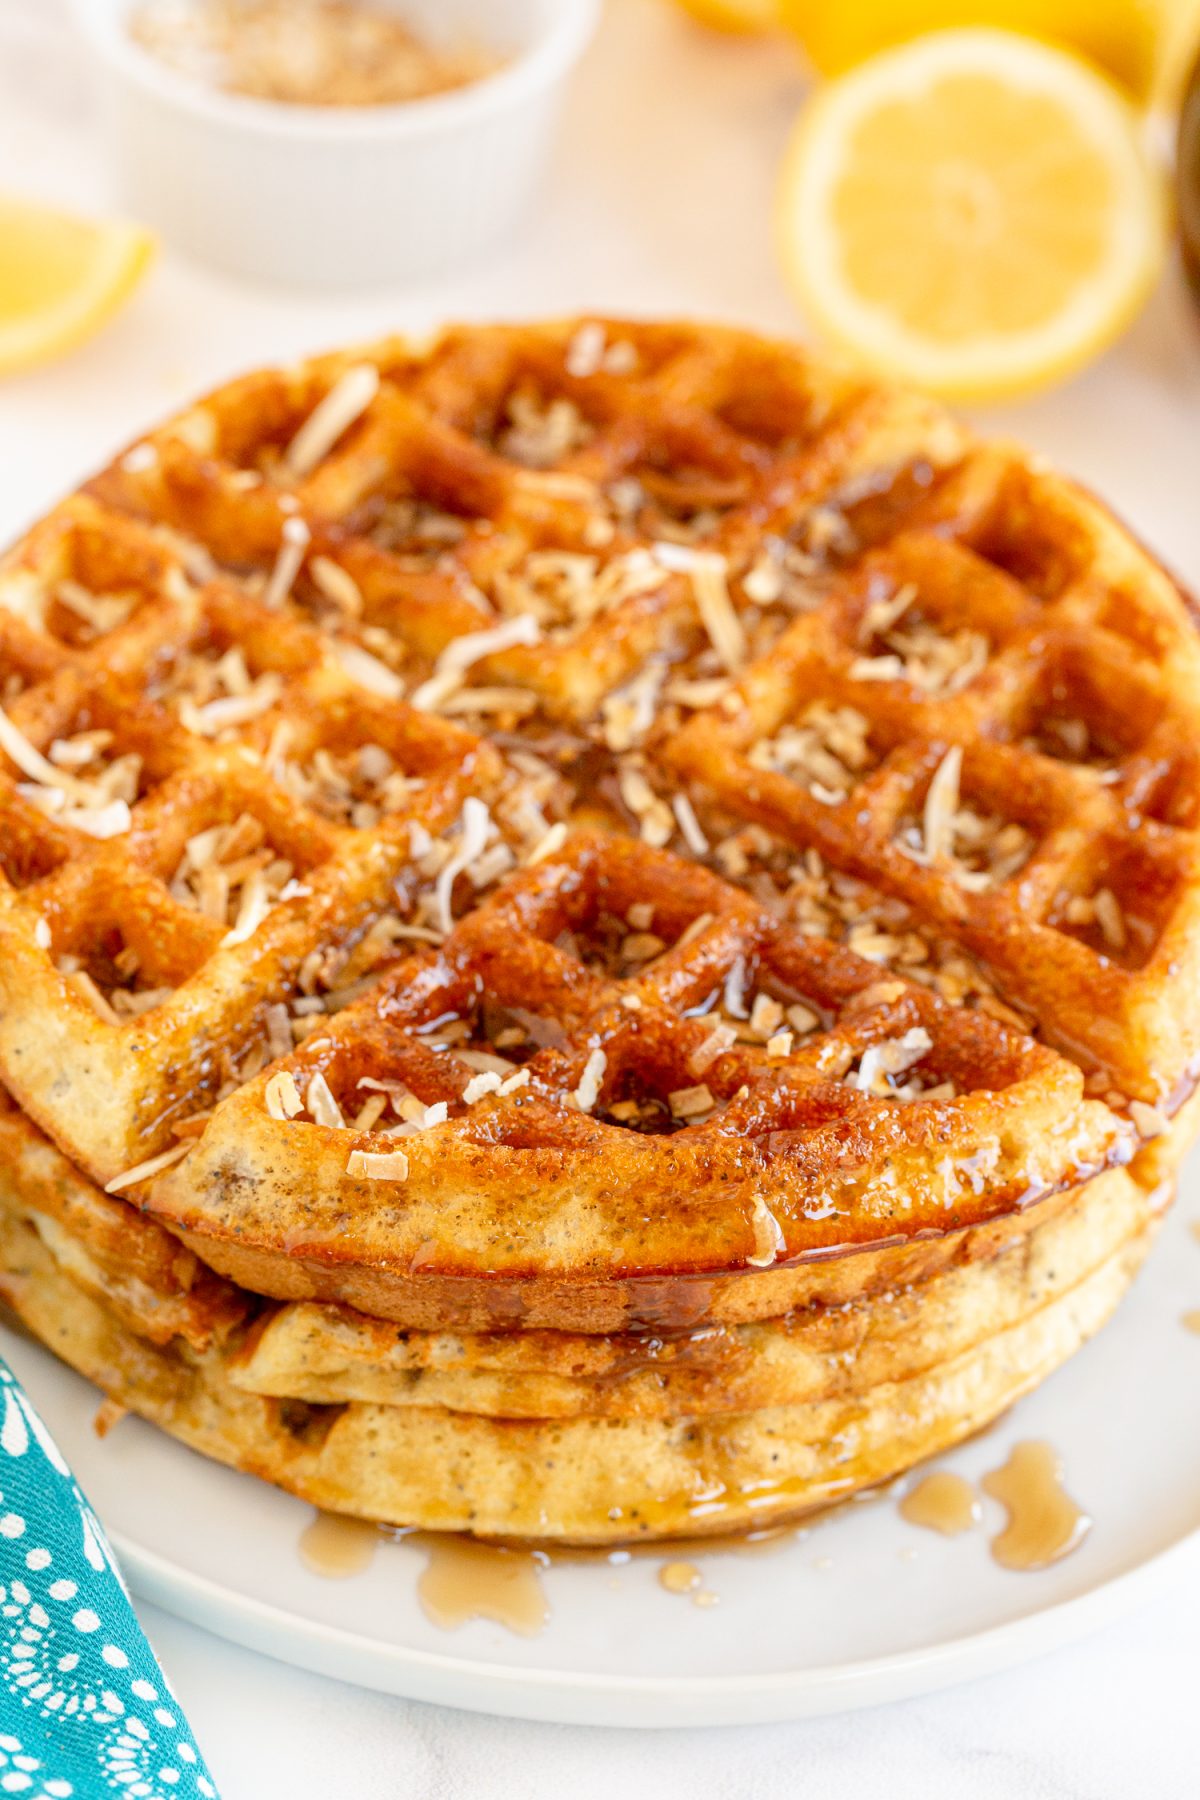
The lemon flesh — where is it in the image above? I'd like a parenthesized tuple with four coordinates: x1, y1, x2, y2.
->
(0, 198, 155, 378)
(776, 29, 1165, 401)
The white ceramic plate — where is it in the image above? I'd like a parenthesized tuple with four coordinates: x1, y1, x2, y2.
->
(5, 1151, 1200, 1728)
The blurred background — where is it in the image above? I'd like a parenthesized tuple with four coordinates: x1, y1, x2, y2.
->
(2, 0, 1200, 563)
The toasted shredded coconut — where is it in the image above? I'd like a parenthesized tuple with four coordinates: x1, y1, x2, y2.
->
(286, 364, 380, 478)
(263, 516, 310, 609)
(766, 1031, 793, 1058)
(120, 441, 158, 474)
(749, 993, 784, 1038)
(654, 546, 746, 673)
(432, 613, 541, 683)
(1092, 887, 1127, 951)
(672, 792, 709, 855)
(690, 1021, 737, 1074)
(347, 1147, 410, 1180)
(746, 1193, 785, 1268)
(304, 1070, 345, 1128)
(182, 674, 284, 736)
(332, 640, 405, 699)
(0, 707, 88, 795)
(1130, 1099, 1169, 1139)
(526, 821, 568, 867)
(105, 1141, 190, 1194)
(854, 1028, 934, 1097)
(435, 796, 492, 933)
(463, 1071, 503, 1104)
(572, 1048, 606, 1112)
(310, 555, 363, 615)
(565, 322, 607, 378)
(265, 1070, 304, 1120)
(669, 1083, 715, 1120)
(921, 747, 962, 866)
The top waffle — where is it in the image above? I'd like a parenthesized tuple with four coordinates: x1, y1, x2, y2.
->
(0, 318, 1194, 1320)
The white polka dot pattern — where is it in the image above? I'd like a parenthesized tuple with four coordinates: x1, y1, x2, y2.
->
(0, 1361, 220, 1800)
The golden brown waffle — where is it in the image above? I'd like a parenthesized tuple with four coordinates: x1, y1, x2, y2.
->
(152, 830, 1122, 1330)
(0, 1096, 1169, 1540)
(0, 317, 1193, 1342)
(0, 497, 501, 1178)
(667, 459, 1200, 1100)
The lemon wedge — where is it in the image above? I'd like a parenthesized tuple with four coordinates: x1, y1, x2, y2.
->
(0, 198, 155, 379)
(775, 29, 1165, 401)
(671, 0, 778, 34)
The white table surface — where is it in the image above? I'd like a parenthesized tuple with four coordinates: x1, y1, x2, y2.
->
(2, 1, 1199, 1792)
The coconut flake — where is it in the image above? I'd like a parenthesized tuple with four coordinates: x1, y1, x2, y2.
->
(526, 821, 568, 867)
(265, 1070, 304, 1121)
(434, 614, 541, 682)
(0, 707, 88, 796)
(655, 546, 745, 671)
(434, 796, 491, 934)
(104, 1141, 190, 1195)
(1130, 1098, 1169, 1139)
(854, 1027, 934, 1095)
(310, 555, 363, 615)
(572, 1048, 606, 1113)
(221, 870, 269, 945)
(62, 799, 133, 840)
(921, 747, 962, 865)
(305, 1070, 345, 1128)
(672, 792, 709, 856)
(669, 1083, 715, 1120)
(333, 641, 405, 700)
(263, 516, 310, 610)
(746, 1194, 786, 1268)
(565, 321, 607, 378)
(347, 1147, 410, 1181)
(285, 364, 380, 478)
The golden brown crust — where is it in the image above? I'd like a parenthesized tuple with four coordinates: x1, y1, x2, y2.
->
(0, 317, 1195, 1539)
(0, 1167, 1158, 1541)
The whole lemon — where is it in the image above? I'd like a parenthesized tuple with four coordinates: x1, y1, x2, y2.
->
(777, 0, 1177, 101)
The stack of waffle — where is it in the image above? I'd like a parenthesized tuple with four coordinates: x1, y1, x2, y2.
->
(0, 319, 1197, 1542)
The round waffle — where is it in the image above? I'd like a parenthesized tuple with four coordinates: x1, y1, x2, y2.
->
(0, 318, 1197, 1539)
(1, 320, 1194, 1326)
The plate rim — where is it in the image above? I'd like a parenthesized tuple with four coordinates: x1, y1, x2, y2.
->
(112, 1514, 1200, 1727)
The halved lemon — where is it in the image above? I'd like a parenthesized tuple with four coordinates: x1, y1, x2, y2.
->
(775, 29, 1166, 401)
(670, 0, 778, 34)
(0, 197, 155, 379)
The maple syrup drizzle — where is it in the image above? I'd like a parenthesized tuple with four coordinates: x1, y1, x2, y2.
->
(415, 1535, 550, 1637)
(982, 1442, 1091, 1570)
(899, 1471, 981, 1536)
(658, 1559, 719, 1605)
(298, 1510, 380, 1579)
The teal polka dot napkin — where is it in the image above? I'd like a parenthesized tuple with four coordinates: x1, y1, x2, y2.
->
(0, 1359, 220, 1800)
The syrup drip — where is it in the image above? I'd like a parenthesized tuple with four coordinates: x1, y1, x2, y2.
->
(299, 1510, 380, 1579)
(658, 1560, 719, 1606)
(416, 1536, 550, 1637)
(982, 1441, 1091, 1570)
(899, 1471, 981, 1536)
(1181, 1309, 1200, 1333)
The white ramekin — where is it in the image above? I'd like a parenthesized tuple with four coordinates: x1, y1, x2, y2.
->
(69, 0, 598, 287)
